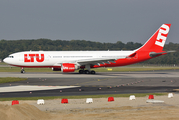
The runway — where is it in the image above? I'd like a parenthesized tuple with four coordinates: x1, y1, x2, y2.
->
(1, 70, 179, 78)
(0, 70, 179, 98)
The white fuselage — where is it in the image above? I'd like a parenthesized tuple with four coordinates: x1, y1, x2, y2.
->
(3, 51, 134, 67)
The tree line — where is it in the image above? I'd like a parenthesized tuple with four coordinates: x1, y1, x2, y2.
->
(0, 39, 178, 64)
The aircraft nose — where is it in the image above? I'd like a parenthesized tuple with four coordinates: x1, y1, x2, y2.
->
(3, 58, 8, 63)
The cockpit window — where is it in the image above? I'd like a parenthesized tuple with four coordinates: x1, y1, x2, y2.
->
(8, 56, 14, 58)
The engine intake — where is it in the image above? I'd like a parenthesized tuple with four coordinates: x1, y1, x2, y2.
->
(52, 67, 61, 71)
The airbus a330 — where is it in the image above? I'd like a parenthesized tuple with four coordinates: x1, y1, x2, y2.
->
(3, 24, 172, 74)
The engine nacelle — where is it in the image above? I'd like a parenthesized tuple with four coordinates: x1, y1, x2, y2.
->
(52, 67, 61, 71)
(61, 63, 78, 73)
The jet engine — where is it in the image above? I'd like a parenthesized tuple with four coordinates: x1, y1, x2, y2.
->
(61, 63, 79, 73)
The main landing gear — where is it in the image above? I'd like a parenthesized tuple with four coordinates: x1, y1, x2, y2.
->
(21, 67, 25, 73)
(79, 65, 96, 74)
(79, 70, 96, 74)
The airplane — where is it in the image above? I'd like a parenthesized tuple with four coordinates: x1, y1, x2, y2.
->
(3, 24, 172, 74)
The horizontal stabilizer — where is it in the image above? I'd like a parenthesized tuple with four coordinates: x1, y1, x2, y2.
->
(149, 50, 175, 57)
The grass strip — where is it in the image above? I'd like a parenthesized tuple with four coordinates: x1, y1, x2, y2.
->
(0, 77, 27, 84)
(0, 67, 54, 72)
(0, 93, 167, 101)
(0, 62, 7, 65)
(92, 67, 179, 72)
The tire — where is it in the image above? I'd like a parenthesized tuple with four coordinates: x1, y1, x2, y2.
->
(91, 70, 95, 74)
(21, 70, 25, 74)
(85, 70, 90, 74)
(79, 70, 84, 74)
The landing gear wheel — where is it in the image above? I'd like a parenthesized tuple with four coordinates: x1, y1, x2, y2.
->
(21, 69, 25, 74)
(91, 70, 96, 74)
(85, 70, 90, 74)
(79, 70, 95, 74)
(79, 70, 84, 74)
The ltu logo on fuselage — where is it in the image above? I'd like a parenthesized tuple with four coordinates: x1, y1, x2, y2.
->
(24, 54, 44, 62)
(155, 24, 169, 47)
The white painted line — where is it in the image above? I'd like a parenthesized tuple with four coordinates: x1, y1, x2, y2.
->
(146, 100, 164, 103)
(0, 85, 79, 93)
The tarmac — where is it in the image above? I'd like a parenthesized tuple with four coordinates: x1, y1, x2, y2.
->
(0, 70, 179, 97)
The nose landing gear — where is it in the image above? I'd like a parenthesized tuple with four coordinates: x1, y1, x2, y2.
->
(21, 67, 25, 73)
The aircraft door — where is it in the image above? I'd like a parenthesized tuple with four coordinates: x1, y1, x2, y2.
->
(19, 54, 23, 61)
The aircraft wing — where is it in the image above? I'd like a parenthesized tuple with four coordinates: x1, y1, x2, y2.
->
(52, 56, 127, 67)
(76, 56, 126, 66)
